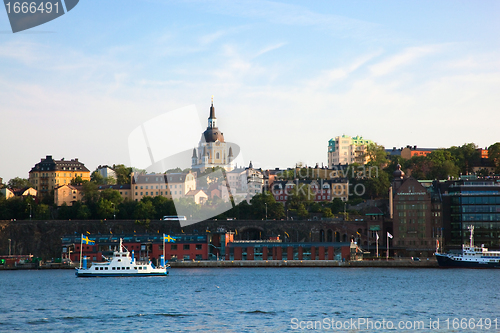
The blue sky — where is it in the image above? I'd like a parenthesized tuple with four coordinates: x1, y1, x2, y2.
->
(1, 0, 499, 181)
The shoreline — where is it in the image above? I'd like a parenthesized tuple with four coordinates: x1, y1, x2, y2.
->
(0, 258, 439, 270)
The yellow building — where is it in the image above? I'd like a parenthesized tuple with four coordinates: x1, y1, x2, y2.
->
(0, 187, 37, 199)
(54, 184, 84, 206)
(29, 155, 91, 198)
(131, 171, 197, 201)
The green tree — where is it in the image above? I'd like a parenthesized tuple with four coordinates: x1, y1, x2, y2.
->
(70, 176, 85, 186)
(113, 164, 133, 185)
(488, 142, 500, 173)
(96, 198, 116, 219)
(152, 196, 176, 219)
(249, 193, 284, 220)
(82, 181, 99, 205)
(133, 198, 156, 220)
(34, 204, 50, 219)
(366, 143, 388, 167)
(7, 177, 33, 189)
(448, 143, 480, 175)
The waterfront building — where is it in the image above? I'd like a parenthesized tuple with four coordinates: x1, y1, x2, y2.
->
(28, 155, 91, 198)
(131, 172, 196, 201)
(328, 135, 373, 167)
(225, 240, 358, 261)
(191, 97, 235, 173)
(390, 165, 437, 257)
(439, 177, 500, 249)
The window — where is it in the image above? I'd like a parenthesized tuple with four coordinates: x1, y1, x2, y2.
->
(171, 244, 177, 250)
(183, 244, 190, 250)
(196, 244, 202, 250)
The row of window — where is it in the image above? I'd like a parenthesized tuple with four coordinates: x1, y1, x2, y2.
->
(136, 184, 182, 190)
(94, 266, 147, 270)
(135, 191, 180, 196)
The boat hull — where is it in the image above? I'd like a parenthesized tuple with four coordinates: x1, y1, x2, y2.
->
(75, 269, 168, 277)
(435, 254, 500, 268)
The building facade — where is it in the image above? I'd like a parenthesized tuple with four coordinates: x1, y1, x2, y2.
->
(390, 165, 437, 256)
(400, 146, 436, 159)
(439, 178, 500, 249)
(328, 135, 373, 167)
(272, 178, 349, 204)
(29, 155, 91, 198)
(131, 172, 196, 201)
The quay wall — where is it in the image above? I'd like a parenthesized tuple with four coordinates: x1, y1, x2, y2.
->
(171, 259, 438, 268)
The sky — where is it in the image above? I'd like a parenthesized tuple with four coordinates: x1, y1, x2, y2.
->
(0, 0, 499, 182)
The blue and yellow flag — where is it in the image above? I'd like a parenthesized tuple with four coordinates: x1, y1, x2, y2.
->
(82, 235, 95, 245)
(164, 235, 177, 243)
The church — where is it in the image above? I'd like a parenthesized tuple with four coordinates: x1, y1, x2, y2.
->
(191, 97, 235, 173)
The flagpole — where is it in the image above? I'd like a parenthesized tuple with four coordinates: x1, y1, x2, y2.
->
(376, 232, 379, 258)
(79, 233, 83, 269)
(386, 233, 389, 261)
(163, 233, 165, 268)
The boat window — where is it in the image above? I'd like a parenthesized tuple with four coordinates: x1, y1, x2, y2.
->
(95, 267, 98, 270)
(112, 267, 116, 270)
(139, 267, 142, 270)
(127, 267, 130, 270)
(118, 259, 121, 262)
(134, 267, 137, 270)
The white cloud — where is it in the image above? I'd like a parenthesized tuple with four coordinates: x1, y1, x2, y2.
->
(369, 45, 445, 77)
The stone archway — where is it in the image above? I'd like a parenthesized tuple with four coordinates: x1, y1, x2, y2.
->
(327, 229, 333, 242)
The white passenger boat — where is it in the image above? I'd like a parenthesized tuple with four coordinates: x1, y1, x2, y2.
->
(435, 226, 500, 268)
(75, 238, 169, 277)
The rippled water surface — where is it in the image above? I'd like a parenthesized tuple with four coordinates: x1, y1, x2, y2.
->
(0, 268, 498, 332)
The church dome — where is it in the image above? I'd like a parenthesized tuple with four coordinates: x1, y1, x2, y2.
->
(393, 164, 405, 179)
(202, 128, 225, 143)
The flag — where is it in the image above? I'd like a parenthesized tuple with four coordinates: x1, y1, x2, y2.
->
(86, 231, 90, 235)
(164, 235, 176, 243)
(387, 232, 393, 239)
(82, 235, 95, 245)
(285, 232, 290, 238)
(376, 232, 379, 240)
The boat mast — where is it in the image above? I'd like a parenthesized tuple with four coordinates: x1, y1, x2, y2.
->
(163, 233, 166, 268)
(468, 225, 474, 247)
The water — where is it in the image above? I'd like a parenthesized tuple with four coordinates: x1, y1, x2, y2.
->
(0, 268, 498, 332)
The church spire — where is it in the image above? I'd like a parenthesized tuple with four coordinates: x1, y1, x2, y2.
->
(208, 95, 217, 128)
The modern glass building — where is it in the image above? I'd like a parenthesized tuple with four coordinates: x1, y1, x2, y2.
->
(441, 178, 500, 248)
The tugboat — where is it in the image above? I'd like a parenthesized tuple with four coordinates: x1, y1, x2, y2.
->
(435, 226, 500, 268)
(75, 238, 169, 277)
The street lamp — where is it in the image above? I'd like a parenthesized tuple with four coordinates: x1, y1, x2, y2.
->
(265, 203, 267, 220)
(111, 203, 116, 220)
(28, 202, 31, 221)
(8, 239, 11, 256)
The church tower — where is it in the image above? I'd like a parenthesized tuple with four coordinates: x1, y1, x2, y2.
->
(191, 96, 234, 172)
